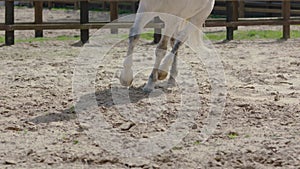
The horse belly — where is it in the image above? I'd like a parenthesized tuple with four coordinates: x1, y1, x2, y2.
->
(154, 0, 213, 19)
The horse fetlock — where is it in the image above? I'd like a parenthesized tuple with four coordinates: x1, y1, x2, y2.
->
(157, 70, 168, 80)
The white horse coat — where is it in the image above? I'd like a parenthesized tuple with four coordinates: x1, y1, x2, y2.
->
(120, 0, 215, 92)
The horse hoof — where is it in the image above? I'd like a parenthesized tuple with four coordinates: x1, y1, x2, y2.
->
(143, 86, 153, 93)
(158, 70, 168, 80)
(120, 69, 133, 86)
(167, 77, 176, 87)
(120, 78, 133, 86)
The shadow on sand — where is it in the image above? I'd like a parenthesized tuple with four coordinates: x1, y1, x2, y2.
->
(30, 85, 169, 124)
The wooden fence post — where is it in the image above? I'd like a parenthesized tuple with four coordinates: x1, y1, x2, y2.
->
(233, 1, 239, 30)
(239, 0, 245, 18)
(47, 1, 53, 9)
(5, 0, 14, 45)
(34, 1, 43, 38)
(110, 2, 118, 34)
(226, 1, 239, 40)
(80, 1, 89, 43)
(74, 2, 79, 10)
(282, 0, 291, 40)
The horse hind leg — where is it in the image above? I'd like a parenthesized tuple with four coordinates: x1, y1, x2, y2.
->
(167, 37, 178, 87)
(157, 38, 182, 81)
(163, 11, 210, 86)
(143, 35, 170, 92)
(143, 17, 178, 92)
(157, 17, 199, 83)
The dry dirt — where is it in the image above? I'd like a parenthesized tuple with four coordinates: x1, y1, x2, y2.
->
(0, 8, 300, 169)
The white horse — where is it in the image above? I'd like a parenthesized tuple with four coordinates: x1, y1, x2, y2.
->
(120, 0, 215, 92)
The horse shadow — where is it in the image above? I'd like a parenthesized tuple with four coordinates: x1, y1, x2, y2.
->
(30, 84, 169, 124)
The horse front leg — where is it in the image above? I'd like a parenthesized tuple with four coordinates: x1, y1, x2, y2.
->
(119, 28, 139, 86)
(120, 13, 154, 86)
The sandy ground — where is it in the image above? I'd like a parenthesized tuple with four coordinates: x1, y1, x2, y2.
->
(0, 8, 300, 169)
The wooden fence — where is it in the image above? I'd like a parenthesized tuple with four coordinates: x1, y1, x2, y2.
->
(214, 0, 300, 17)
(1, 0, 300, 45)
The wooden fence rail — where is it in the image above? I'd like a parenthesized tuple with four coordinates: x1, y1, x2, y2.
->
(214, 0, 300, 17)
(1, 0, 300, 45)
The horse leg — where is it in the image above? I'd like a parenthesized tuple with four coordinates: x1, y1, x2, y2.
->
(157, 37, 183, 81)
(167, 37, 178, 86)
(119, 29, 139, 86)
(158, 12, 208, 82)
(143, 17, 179, 92)
(120, 13, 154, 86)
(143, 35, 170, 92)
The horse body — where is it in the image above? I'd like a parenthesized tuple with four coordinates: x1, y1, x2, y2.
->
(120, 0, 215, 92)
(138, 0, 212, 18)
